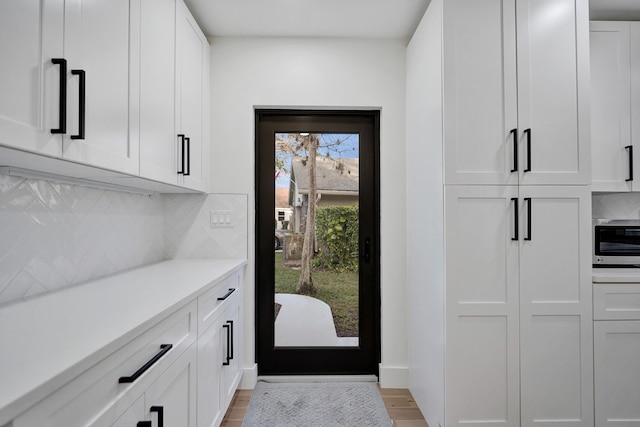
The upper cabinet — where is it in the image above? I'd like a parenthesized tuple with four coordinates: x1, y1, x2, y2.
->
(0, 0, 209, 192)
(138, 0, 209, 191)
(443, 0, 591, 186)
(590, 21, 640, 192)
(0, 0, 139, 175)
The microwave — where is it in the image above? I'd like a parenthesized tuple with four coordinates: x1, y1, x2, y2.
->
(593, 219, 640, 267)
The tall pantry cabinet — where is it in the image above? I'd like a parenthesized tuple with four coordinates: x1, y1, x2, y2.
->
(409, 0, 593, 426)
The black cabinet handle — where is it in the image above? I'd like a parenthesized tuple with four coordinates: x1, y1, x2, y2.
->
(511, 198, 519, 241)
(222, 323, 231, 366)
(184, 137, 191, 176)
(137, 422, 151, 427)
(150, 406, 164, 427)
(626, 145, 634, 182)
(177, 134, 185, 174)
(523, 128, 532, 172)
(217, 288, 236, 301)
(227, 320, 234, 361)
(51, 58, 67, 134)
(70, 70, 85, 140)
(118, 344, 173, 383)
(510, 128, 518, 172)
(524, 198, 532, 241)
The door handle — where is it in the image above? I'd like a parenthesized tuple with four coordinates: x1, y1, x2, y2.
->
(222, 322, 231, 366)
(511, 198, 518, 241)
(184, 136, 191, 176)
(510, 128, 518, 173)
(626, 145, 634, 182)
(524, 197, 532, 241)
(70, 69, 85, 140)
(523, 128, 532, 172)
(51, 58, 67, 134)
(177, 134, 185, 174)
(362, 237, 371, 264)
(150, 406, 164, 427)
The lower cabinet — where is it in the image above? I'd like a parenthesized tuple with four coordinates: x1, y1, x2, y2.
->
(594, 282, 640, 426)
(9, 268, 245, 427)
(444, 185, 593, 426)
(198, 284, 243, 427)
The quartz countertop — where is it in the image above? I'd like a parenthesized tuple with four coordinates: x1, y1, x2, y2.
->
(593, 267, 640, 283)
(0, 258, 247, 425)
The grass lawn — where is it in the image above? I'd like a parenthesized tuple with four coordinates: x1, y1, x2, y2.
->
(274, 252, 359, 337)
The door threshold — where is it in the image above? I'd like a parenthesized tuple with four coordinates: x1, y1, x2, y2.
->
(257, 375, 378, 383)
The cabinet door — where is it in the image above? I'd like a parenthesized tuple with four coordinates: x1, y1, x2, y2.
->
(594, 320, 640, 427)
(61, 0, 139, 175)
(590, 22, 633, 191)
(220, 296, 242, 412)
(443, 0, 519, 186)
(516, 0, 590, 185)
(176, 0, 209, 191)
(0, 0, 63, 157)
(444, 186, 520, 427)
(518, 186, 593, 426)
(198, 317, 223, 427)
(145, 344, 197, 427)
(139, 0, 179, 185)
(630, 23, 640, 192)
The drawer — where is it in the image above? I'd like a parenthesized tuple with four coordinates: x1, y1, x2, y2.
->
(13, 301, 196, 427)
(198, 271, 241, 334)
(594, 283, 640, 320)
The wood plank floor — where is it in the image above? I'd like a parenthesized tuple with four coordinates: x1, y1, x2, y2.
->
(220, 387, 429, 427)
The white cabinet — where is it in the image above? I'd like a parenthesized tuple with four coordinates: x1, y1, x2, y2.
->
(138, 0, 210, 191)
(445, 185, 593, 426)
(197, 272, 243, 427)
(593, 282, 640, 426)
(590, 21, 640, 192)
(0, 0, 139, 175)
(175, 0, 210, 191)
(443, 0, 590, 186)
(0, 0, 63, 157)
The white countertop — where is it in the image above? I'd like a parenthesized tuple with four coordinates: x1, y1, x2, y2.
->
(0, 258, 246, 424)
(593, 267, 640, 283)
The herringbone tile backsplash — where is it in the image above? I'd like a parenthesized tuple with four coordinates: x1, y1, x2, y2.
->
(0, 174, 247, 305)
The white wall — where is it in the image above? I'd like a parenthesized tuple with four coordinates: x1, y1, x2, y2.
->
(208, 36, 409, 387)
(406, 1, 445, 425)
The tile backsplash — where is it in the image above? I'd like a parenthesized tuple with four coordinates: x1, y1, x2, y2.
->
(592, 192, 640, 219)
(0, 173, 247, 305)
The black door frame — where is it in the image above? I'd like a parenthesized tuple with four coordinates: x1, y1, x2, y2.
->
(255, 109, 381, 376)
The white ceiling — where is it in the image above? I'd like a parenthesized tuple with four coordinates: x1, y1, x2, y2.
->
(590, 0, 640, 20)
(183, 0, 430, 39)
(184, 0, 640, 40)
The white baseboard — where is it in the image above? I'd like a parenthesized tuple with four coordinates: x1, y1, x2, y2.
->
(258, 375, 378, 383)
(239, 364, 258, 389)
(378, 365, 409, 388)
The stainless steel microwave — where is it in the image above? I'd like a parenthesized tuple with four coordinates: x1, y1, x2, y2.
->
(593, 219, 640, 267)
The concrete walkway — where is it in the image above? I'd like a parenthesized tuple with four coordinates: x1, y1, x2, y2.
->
(274, 293, 359, 347)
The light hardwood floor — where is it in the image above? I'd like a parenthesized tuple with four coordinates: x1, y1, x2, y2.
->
(220, 387, 429, 427)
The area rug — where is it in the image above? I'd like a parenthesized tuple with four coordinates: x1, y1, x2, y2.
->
(241, 381, 392, 427)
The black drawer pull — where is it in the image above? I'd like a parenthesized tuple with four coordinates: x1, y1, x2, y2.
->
(177, 134, 185, 174)
(227, 320, 234, 361)
(217, 288, 236, 301)
(51, 58, 67, 134)
(626, 145, 634, 182)
(511, 197, 519, 241)
(184, 136, 191, 176)
(510, 128, 518, 172)
(523, 128, 532, 172)
(119, 344, 172, 383)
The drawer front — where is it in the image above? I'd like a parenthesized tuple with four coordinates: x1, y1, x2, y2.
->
(13, 301, 197, 427)
(198, 271, 241, 335)
(594, 283, 640, 320)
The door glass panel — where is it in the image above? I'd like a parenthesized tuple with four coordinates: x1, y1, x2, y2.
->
(274, 132, 359, 348)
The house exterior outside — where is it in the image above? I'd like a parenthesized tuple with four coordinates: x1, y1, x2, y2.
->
(289, 156, 359, 233)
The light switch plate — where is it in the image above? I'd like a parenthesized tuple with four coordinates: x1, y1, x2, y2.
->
(210, 210, 233, 228)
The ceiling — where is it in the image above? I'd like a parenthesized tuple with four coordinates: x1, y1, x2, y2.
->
(183, 0, 640, 40)
(590, 0, 640, 20)
(183, 0, 430, 39)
